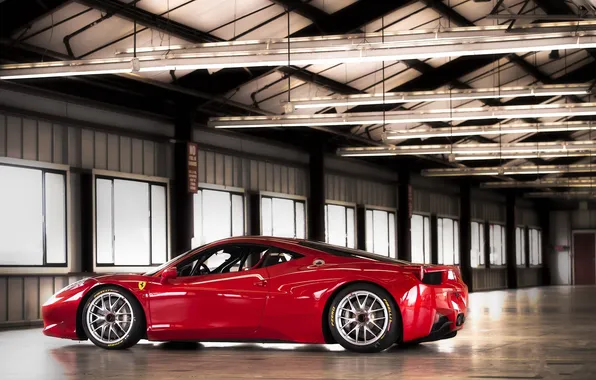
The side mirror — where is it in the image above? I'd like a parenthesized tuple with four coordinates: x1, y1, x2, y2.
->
(160, 267, 177, 284)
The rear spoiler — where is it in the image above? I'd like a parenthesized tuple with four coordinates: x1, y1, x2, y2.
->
(402, 264, 461, 281)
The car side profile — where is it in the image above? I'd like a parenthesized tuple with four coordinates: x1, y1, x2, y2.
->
(42, 237, 468, 353)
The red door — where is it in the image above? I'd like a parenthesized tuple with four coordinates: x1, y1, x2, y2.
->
(573, 232, 596, 285)
(146, 268, 269, 341)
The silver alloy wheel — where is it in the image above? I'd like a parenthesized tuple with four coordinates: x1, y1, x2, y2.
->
(86, 292, 134, 345)
(334, 290, 389, 346)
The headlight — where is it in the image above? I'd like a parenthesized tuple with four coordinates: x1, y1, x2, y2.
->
(57, 278, 90, 294)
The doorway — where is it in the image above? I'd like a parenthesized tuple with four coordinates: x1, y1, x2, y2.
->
(573, 232, 596, 285)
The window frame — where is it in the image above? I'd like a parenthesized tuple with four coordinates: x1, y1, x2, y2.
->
(259, 191, 307, 239)
(363, 205, 397, 258)
(324, 200, 357, 249)
(193, 183, 247, 248)
(488, 222, 507, 267)
(92, 169, 170, 273)
(436, 215, 460, 265)
(0, 158, 71, 274)
(411, 212, 431, 264)
(528, 226, 543, 267)
(470, 219, 486, 268)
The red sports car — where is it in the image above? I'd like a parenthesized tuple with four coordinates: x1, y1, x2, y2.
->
(42, 237, 468, 353)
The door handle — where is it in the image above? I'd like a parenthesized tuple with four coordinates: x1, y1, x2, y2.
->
(253, 280, 268, 287)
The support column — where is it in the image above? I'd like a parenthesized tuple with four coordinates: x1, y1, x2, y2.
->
(173, 105, 195, 256)
(430, 214, 438, 264)
(308, 144, 325, 242)
(459, 183, 473, 291)
(484, 222, 491, 268)
(537, 199, 551, 286)
(506, 194, 518, 289)
(356, 206, 366, 251)
(397, 170, 411, 262)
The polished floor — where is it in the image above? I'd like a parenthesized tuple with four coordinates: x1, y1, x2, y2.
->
(1, 286, 596, 380)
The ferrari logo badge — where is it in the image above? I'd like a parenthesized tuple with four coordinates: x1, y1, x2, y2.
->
(138, 281, 146, 291)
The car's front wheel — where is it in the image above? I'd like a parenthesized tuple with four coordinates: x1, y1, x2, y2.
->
(328, 283, 400, 353)
(82, 287, 145, 349)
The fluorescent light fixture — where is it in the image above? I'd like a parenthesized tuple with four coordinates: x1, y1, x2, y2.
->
(481, 178, 596, 188)
(2, 22, 596, 80)
(525, 191, 596, 199)
(337, 141, 596, 157)
(209, 103, 596, 129)
(453, 152, 596, 161)
(288, 84, 591, 110)
(0, 59, 138, 80)
(384, 121, 596, 140)
(422, 164, 596, 177)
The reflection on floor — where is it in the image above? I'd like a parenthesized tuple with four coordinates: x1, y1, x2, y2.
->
(1, 286, 596, 380)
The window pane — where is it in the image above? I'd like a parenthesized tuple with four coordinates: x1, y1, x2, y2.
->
(324, 205, 329, 243)
(44, 173, 67, 264)
(454, 221, 459, 265)
(0, 166, 43, 265)
(151, 185, 167, 264)
(411, 215, 424, 264)
(365, 210, 373, 252)
(437, 218, 444, 264)
(96, 179, 114, 264)
(327, 204, 347, 247)
(424, 216, 431, 264)
(501, 226, 507, 265)
(272, 198, 295, 238)
(538, 231, 542, 265)
(261, 197, 272, 236)
(372, 210, 389, 256)
(113, 179, 150, 266)
(471, 222, 479, 268)
(389, 213, 396, 258)
(441, 219, 454, 265)
(231, 194, 244, 237)
(192, 191, 203, 249)
(202, 190, 232, 244)
(479, 223, 485, 266)
(346, 207, 355, 249)
(295, 202, 305, 239)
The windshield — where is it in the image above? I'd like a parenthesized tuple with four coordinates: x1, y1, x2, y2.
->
(143, 246, 203, 276)
(299, 241, 411, 265)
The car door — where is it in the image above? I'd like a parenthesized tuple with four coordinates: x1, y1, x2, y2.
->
(147, 244, 270, 341)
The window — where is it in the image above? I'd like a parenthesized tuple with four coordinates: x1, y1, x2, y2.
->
(529, 228, 542, 266)
(438, 217, 460, 265)
(261, 196, 306, 238)
(489, 224, 506, 266)
(324, 204, 355, 248)
(176, 244, 302, 277)
(300, 241, 410, 264)
(0, 164, 67, 266)
(470, 222, 485, 268)
(192, 189, 245, 248)
(516, 227, 526, 267)
(365, 209, 396, 257)
(96, 177, 167, 266)
(411, 214, 431, 264)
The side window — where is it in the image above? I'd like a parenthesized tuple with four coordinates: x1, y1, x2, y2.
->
(177, 245, 249, 277)
(259, 247, 303, 268)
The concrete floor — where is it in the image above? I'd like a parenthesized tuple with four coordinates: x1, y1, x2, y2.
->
(1, 286, 596, 380)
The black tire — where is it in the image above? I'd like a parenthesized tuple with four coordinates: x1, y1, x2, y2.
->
(81, 287, 145, 350)
(328, 283, 400, 353)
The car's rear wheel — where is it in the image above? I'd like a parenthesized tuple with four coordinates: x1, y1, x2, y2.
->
(82, 287, 144, 349)
(328, 283, 400, 353)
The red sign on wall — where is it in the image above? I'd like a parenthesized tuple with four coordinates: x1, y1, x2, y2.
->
(187, 142, 198, 193)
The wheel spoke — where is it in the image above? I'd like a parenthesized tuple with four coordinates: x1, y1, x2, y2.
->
(370, 320, 383, 331)
(364, 325, 377, 340)
(347, 298, 357, 313)
(90, 312, 103, 320)
(110, 325, 120, 339)
(355, 325, 360, 342)
(341, 319, 355, 329)
(93, 321, 105, 332)
(369, 308, 384, 313)
(362, 294, 369, 310)
(339, 307, 354, 314)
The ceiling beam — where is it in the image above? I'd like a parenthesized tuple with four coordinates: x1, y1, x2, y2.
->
(269, 0, 330, 33)
(0, 0, 72, 37)
(78, 0, 222, 43)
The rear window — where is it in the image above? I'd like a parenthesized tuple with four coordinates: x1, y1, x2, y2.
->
(299, 241, 410, 265)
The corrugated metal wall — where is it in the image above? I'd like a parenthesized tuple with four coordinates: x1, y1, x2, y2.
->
(325, 173, 396, 208)
(412, 189, 459, 216)
(0, 275, 85, 325)
(517, 208, 539, 226)
(471, 200, 505, 222)
(0, 113, 172, 178)
(197, 148, 308, 196)
(473, 268, 508, 291)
